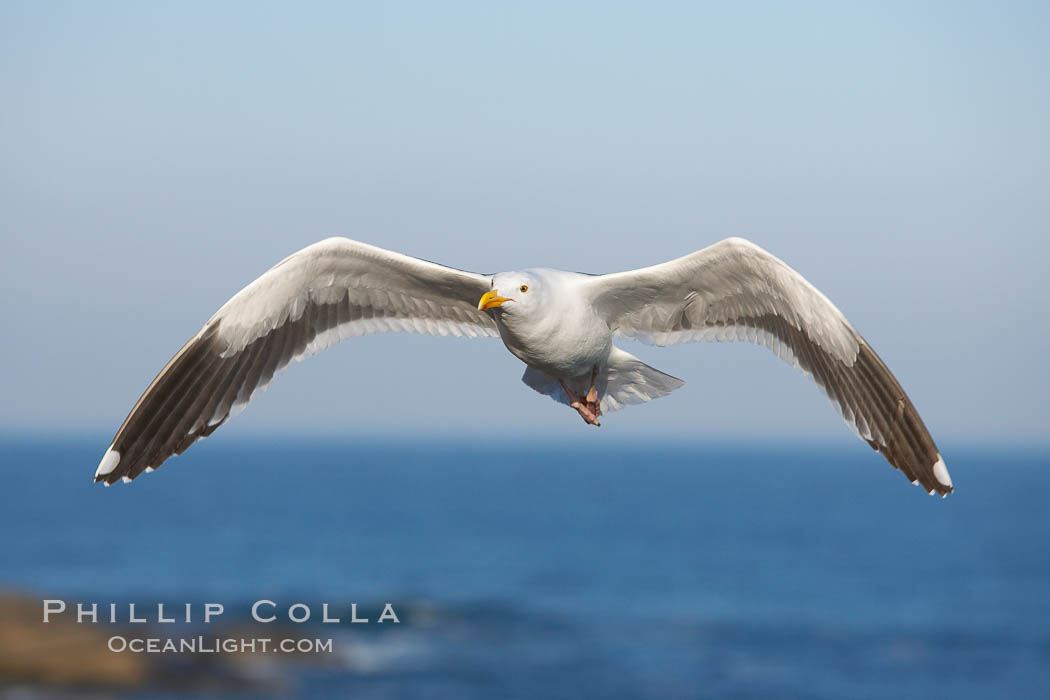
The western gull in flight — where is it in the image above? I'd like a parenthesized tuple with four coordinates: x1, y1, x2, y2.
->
(93, 237, 953, 496)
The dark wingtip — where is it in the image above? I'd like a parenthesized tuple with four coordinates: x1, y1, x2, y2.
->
(93, 448, 122, 486)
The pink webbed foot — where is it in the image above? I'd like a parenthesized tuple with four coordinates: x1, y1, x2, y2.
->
(570, 399, 601, 426)
(560, 374, 602, 427)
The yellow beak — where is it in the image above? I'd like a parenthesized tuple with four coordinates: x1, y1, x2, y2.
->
(478, 289, 511, 311)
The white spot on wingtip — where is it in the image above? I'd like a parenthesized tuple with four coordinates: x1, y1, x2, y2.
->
(121, 476, 132, 484)
(95, 449, 120, 478)
(932, 455, 952, 489)
(910, 479, 919, 485)
(145, 467, 155, 473)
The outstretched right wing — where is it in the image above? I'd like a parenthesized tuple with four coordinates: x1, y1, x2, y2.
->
(94, 238, 497, 485)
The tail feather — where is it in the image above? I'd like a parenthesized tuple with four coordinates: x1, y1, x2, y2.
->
(600, 346, 685, 412)
(521, 346, 684, 414)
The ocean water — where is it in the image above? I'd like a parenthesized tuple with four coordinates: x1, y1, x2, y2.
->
(1, 437, 1048, 698)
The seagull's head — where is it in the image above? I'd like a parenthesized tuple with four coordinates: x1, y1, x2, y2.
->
(478, 271, 544, 318)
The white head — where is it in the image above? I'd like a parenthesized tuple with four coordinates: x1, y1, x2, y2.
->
(477, 269, 555, 320)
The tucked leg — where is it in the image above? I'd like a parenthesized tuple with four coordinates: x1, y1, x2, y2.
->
(585, 366, 599, 405)
(559, 372, 601, 427)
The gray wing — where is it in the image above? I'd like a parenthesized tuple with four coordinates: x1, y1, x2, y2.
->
(95, 238, 496, 485)
(583, 237, 952, 497)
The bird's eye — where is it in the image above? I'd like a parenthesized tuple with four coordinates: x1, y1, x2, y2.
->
(519, 285, 529, 293)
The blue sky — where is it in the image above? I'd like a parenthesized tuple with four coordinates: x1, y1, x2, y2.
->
(2, 1, 1047, 444)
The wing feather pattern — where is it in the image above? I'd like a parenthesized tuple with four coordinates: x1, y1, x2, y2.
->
(585, 237, 952, 496)
(95, 238, 496, 484)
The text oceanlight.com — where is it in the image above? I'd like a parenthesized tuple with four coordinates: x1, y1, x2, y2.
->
(41, 600, 400, 656)
(107, 636, 334, 654)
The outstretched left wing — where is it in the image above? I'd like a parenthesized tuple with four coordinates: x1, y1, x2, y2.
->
(583, 237, 952, 497)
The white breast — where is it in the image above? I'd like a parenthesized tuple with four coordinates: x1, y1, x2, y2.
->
(495, 276, 612, 379)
